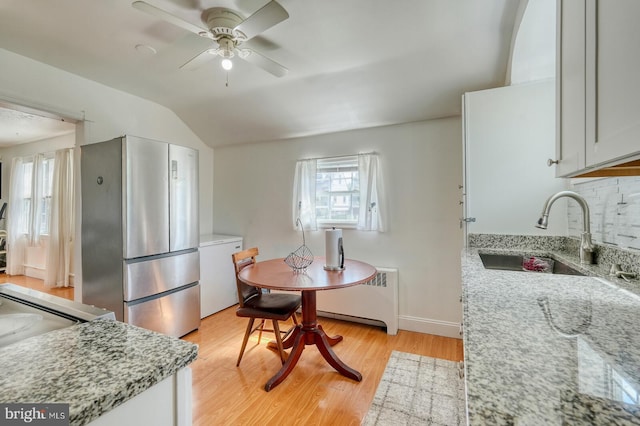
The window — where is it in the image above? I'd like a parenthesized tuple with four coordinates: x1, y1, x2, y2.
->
(37, 155, 55, 235)
(19, 159, 34, 235)
(14, 153, 55, 238)
(315, 156, 359, 226)
(292, 153, 385, 231)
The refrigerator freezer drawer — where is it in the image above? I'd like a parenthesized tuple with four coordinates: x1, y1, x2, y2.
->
(124, 283, 200, 338)
(124, 250, 199, 301)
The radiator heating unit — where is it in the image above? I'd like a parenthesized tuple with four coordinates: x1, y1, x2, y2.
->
(316, 267, 398, 335)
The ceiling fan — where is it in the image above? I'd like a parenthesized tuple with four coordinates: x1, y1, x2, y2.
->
(132, 0, 289, 77)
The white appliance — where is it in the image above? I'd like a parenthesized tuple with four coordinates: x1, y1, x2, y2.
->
(199, 234, 243, 318)
(81, 135, 200, 337)
(324, 228, 344, 270)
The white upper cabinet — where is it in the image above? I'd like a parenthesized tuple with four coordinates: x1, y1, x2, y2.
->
(585, 0, 640, 167)
(555, 0, 586, 177)
(556, 0, 640, 177)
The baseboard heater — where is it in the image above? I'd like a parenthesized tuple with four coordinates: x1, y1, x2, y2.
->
(316, 267, 398, 335)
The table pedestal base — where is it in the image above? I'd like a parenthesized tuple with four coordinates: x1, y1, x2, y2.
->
(264, 290, 362, 391)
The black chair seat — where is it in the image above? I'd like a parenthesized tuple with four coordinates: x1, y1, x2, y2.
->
(237, 293, 301, 321)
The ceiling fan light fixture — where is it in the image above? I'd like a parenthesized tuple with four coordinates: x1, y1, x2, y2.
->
(132, 1, 289, 77)
(221, 58, 233, 71)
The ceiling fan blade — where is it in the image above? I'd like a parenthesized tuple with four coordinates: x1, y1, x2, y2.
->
(234, 1, 289, 41)
(132, 1, 207, 36)
(180, 49, 217, 70)
(240, 49, 288, 78)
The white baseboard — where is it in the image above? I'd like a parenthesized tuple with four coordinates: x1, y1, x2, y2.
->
(399, 315, 462, 339)
(317, 310, 387, 329)
(23, 265, 75, 287)
(24, 266, 45, 280)
(314, 311, 462, 339)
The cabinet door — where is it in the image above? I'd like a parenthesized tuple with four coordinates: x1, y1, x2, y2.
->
(585, 0, 640, 166)
(555, 0, 586, 177)
(169, 144, 199, 252)
(124, 136, 170, 258)
(463, 82, 565, 235)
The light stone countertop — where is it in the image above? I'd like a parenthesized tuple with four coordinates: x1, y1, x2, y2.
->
(0, 319, 198, 426)
(462, 242, 640, 425)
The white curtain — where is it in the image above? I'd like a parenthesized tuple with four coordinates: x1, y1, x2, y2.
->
(357, 154, 386, 232)
(292, 154, 386, 232)
(6, 157, 30, 275)
(292, 159, 317, 231)
(45, 148, 74, 288)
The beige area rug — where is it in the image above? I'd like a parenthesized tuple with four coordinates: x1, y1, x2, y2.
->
(362, 351, 466, 426)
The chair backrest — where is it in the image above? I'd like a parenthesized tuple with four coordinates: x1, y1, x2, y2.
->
(232, 247, 261, 307)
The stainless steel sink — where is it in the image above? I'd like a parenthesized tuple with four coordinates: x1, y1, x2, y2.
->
(479, 253, 585, 276)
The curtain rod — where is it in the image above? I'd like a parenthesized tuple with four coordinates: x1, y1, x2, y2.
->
(299, 151, 377, 162)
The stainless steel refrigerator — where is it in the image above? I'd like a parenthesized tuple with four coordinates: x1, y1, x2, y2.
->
(81, 135, 200, 337)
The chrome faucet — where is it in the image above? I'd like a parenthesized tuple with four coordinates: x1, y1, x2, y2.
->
(535, 190, 595, 264)
(609, 264, 637, 282)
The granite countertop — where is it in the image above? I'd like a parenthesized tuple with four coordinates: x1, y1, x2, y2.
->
(0, 319, 198, 426)
(462, 242, 640, 425)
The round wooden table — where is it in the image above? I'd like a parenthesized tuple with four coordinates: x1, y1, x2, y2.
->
(238, 256, 377, 391)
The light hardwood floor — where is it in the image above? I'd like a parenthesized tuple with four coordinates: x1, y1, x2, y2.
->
(4, 275, 464, 425)
(0, 274, 74, 300)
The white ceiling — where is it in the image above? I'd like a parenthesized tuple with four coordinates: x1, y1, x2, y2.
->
(0, 105, 76, 147)
(0, 0, 522, 147)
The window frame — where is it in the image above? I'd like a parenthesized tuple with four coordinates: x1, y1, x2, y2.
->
(37, 153, 55, 236)
(293, 152, 384, 232)
(315, 155, 360, 229)
(17, 157, 34, 236)
(18, 153, 55, 238)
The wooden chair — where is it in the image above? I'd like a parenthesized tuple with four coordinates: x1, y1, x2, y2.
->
(232, 247, 301, 366)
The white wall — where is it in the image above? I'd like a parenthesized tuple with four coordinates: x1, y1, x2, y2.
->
(509, 0, 556, 85)
(212, 118, 464, 338)
(0, 48, 214, 300)
(464, 80, 568, 236)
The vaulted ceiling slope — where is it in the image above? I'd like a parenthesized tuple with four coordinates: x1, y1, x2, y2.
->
(0, 0, 520, 147)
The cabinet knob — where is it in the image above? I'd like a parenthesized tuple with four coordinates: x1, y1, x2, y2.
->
(547, 159, 559, 167)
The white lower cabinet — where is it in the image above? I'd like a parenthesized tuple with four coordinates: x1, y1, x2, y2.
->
(199, 234, 243, 318)
(89, 368, 192, 426)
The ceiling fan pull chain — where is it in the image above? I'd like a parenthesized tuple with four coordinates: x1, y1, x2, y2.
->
(226, 71, 229, 88)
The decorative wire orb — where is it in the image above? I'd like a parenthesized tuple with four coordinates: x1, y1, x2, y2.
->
(285, 218, 314, 272)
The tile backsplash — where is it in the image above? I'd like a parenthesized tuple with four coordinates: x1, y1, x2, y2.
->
(569, 177, 640, 250)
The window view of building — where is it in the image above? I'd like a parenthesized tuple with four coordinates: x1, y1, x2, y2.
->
(316, 156, 359, 225)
